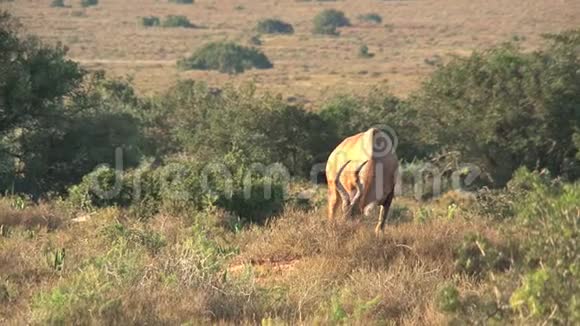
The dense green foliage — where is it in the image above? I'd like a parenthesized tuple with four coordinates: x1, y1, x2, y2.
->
(67, 157, 285, 224)
(412, 35, 580, 184)
(151, 81, 329, 177)
(313, 9, 350, 35)
(0, 13, 144, 195)
(256, 19, 294, 34)
(177, 42, 273, 74)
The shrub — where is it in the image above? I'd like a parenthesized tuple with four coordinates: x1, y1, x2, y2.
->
(313, 9, 350, 35)
(169, 0, 193, 3)
(162, 15, 195, 28)
(80, 0, 98, 7)
(256, 19, 294, 34)
(67, 155, 287, 224)
(358, 44, 373, 58)
(507, 168, 579, 323)
(67, 166, 134, 211)
(358, 13, 382, 24)
(50, 0, 65, 7)
(453, 234, 510, 277)
(141, 16, 160, 27)
(436, 284, 460, 313)
(177, 42, 272, 74)
(458, 169, 579, 324)
(412, 31, 580, 185)
(154, 81, 330, 177)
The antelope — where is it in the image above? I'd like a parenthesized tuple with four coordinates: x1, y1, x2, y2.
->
(325, 128, 398, 234)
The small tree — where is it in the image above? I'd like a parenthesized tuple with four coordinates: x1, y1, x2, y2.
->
(313, 9, 350, 35)
(256, 19, 294, 34)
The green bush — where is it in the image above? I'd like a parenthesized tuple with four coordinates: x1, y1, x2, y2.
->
(50, 0, 65, 7)
(412, 31, 580, 185)
(436, 284, 460, 313)
(177, 42, 272, 74)
(313, 9, 350, 35)
(80, 0, 98, 7)
(169, 0, 193, 3)
(162, 15, 195, 28)
(456, 169, 579, 324)
(67, 155, 287, 223)
(507, 168, 579, 323)
(67, 166, 135, 211)
(141, 16, 160, 27)
(358, 13, 382, 24)
(454, 234, 510, 277)
(358, 44, 373, 58)
(256, 19, 294, 34)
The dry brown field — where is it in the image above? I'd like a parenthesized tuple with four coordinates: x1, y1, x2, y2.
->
(2, 0, 579, 104)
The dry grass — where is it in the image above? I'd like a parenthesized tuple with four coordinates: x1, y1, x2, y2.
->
(2, 0, 579, 104)
(231, 206, 503, 323)
(0, 196, 508, 324)
(0, 198, 67, 231)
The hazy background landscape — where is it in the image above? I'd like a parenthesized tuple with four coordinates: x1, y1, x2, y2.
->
(5, 0, 580, 103)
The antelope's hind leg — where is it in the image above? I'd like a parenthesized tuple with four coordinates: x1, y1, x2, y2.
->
(375, 188, 395, 235)
(327, 182, 342, 222)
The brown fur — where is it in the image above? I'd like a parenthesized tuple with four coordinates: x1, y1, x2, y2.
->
(325, 128, 398, 234)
